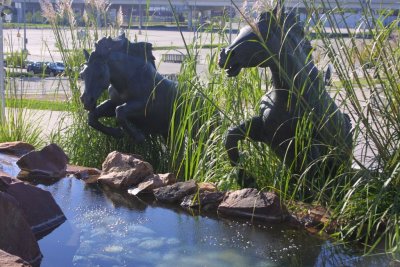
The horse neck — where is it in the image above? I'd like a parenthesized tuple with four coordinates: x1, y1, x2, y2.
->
(269, 51, 322, 98)
(107, 53, 158, 87)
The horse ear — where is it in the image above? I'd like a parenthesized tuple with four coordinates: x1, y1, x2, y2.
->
(83, 49, 90, 61)
(119, 32, 125, 38)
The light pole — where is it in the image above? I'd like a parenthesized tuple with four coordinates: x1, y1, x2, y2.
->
(0, 0, 13, 122)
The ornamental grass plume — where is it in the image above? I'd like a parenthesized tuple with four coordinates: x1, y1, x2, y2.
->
(85, 0, 110, 13)
(57, 0, 76, 26)
(39, 0, 57, 23)
(117, 6, 124, 28)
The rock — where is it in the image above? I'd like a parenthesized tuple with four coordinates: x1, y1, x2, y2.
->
(128, 173, 176, 196)
(0, 192, 42, 266)
(218, 188, 288, 222)
(153, 180, 197, 203)
(0, 142, 35, 157)
(198, 182, 218, 193)
(0, 172, 12, 191)
(66, 165, 101, 184)
(181, 191, 225, 212)
(16, 144, 69, 181)
(289, 202, 333, 233)
(98, 151, 154, 189)
(5, 181, 66, 238)
(0, 250, 32, 267)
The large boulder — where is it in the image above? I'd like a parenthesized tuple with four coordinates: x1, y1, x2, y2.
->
(16, 144, 69, 181)
(0, 142, 35, 157)
(0, 192, 42, 266)
(218, 188, 288, 222)
(0, 250, 32, 267)
(98, 151, 154, 189)
(5, 181, 66, 238)
(128, 173, 176, 196)
(153, 180, 197, 203)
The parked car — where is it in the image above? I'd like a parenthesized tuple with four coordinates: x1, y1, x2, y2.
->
(26, 61, 65, 76)
(47, 62, 65, 76)
(26, 61, 47, 75)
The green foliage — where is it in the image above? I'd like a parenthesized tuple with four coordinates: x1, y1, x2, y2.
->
(5, 50, 28, 68)
(309, 0, 400, 258)
(0, 96, 45, 148)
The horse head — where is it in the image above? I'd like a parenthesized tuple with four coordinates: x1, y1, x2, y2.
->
(80, 49, 111, 111)
(218, 6, 312, 77)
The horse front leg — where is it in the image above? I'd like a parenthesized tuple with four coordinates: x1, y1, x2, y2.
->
(88, 99, 123, 138)
(225, 116, 265, 188)
(115, 102, 146, 143)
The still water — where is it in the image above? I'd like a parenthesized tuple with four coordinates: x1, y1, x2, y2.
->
(0, 154, 391, 266)
(36, 178, 391, 267)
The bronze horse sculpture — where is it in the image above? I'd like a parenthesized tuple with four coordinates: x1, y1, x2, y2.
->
(80, 35, 179, 142)
(218, 8, 353, 187)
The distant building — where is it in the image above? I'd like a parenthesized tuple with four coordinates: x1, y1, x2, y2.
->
(8, 0, 400, 28)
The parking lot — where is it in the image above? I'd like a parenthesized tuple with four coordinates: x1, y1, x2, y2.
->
(3, 27, 213, 99)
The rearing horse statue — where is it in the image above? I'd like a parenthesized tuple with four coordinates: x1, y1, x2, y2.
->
(218, 8, 353, 187)
(80, 35, 179, 143)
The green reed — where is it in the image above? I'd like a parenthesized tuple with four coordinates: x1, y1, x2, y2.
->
(303, 0, 400, 258)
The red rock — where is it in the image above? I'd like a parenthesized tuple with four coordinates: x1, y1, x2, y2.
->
(0, 250, 32, 267)
(128, 173, 176, 195)
(0, 142, 35, 157)
(198, 182, 217, 193)
(66, 165, 101, 183)
(5, 181, 66, 238)
(98, 151, 154, 189)
(16, 144, 69, 179)
(0, 192, 42, 266)
(218, 188, 288, 222)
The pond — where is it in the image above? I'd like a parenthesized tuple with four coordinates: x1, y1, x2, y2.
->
(0, 153, 392, 266)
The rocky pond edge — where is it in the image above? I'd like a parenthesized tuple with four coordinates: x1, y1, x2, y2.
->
(0, 141, 334, 266)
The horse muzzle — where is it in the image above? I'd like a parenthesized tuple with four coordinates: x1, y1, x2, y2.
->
(218, 48, 229, 68)
(218, 48, 242, 77)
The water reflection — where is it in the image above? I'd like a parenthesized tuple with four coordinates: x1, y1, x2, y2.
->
(35, 178, 391, 267)
(0, 153, 391, 266)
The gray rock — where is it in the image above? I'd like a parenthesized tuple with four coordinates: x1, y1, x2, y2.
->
(153, 180, 197, 203)
(218, 188, 288, 222)
(181, 191, 225, 212)
(128, 173, 176, 196)
(98, 151, 153, 189)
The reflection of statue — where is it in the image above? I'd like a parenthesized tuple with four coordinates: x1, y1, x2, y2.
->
(80, 34, 178, 142)
(218, 8, 353, 187)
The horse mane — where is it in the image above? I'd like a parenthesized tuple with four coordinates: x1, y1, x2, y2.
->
(95, 33, 156, 68)
(257, 8, 313, 60)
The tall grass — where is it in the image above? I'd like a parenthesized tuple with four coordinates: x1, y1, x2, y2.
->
(40, 0, 399, 259)
(303, 0, 400, 258)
